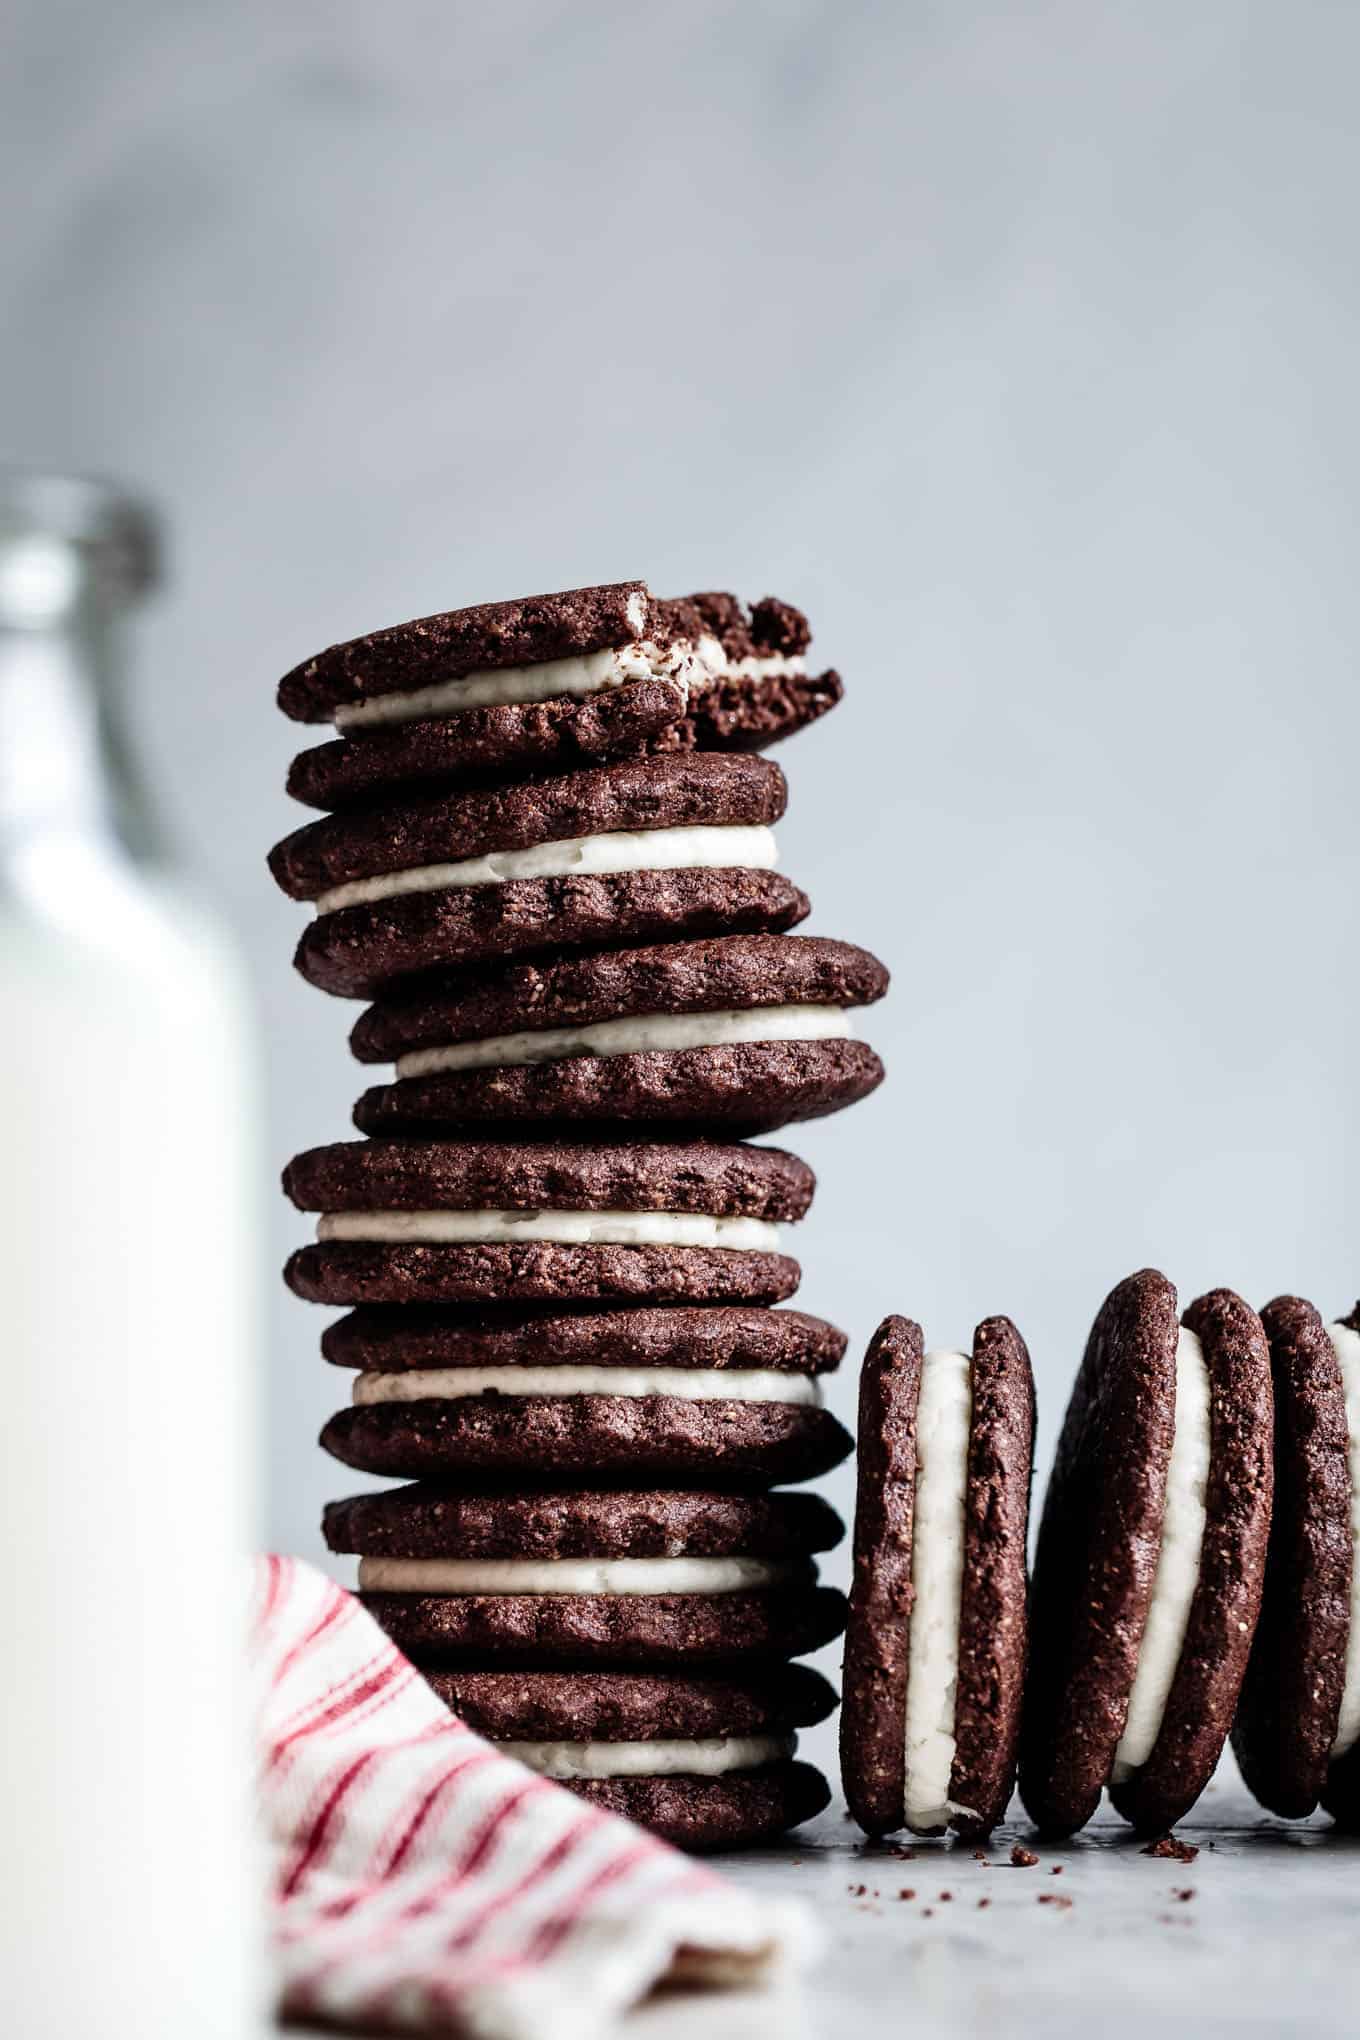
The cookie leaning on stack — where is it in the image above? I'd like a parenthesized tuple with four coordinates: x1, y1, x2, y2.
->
(271, 579, 888, 1848)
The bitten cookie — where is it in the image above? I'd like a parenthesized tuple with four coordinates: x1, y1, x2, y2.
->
(348, 933, 888, 1137)
(1020, 1271, 1273, 1837)
(839, 1314, 1035, 1839)
(1232, 1299, 1360, 1825)
(280, 581, 841, 809)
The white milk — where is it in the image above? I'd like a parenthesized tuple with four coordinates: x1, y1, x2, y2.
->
(0, 478, 264, 2035)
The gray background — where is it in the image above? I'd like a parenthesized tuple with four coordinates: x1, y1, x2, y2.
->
(5, 0, 1356, 1687)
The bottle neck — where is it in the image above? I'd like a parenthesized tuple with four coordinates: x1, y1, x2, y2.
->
(0, 610, 157, 869)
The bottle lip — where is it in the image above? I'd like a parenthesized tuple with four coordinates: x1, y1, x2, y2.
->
(0, 470, 160, 623)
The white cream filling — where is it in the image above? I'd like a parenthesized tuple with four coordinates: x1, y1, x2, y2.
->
(317, 1207, 781, 1252)
(355, 1554, 805, 1595)
(335, 642, 689, 731)
(1328, 1321, 1360, 1758)
(723, 649, 806, 680)
(332, 607, 806, 731)
(496, 1734, 793, 1781)
(902, 1349, 974, 1831)
(352, 1364, 820, 1407)
(314, 822, 778, 914)
(395, 1003, 850, 1078)
(1110, 1325, 1212, 1783)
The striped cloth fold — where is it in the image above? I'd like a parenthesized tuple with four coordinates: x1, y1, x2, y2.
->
(253, 1555, 816, 2039)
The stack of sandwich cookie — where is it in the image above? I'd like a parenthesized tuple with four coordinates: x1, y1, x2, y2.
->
(1232, 1300, 1360, 1825)
(1020, 1270, 1273, 1836)
(840, 1314, 1036, 1839)
(272, 578, 887, 1847)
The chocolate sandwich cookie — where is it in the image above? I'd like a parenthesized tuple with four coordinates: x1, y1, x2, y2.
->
(318, 1293, 851, 1486)
(280, 581, 840, 811)
(840, 1314, 1035, 1840)
(325, 1484, 848, 1668)
(1232, 1299, 1360, 1825)
(423, 1665, 835, 1852)
(321, 1301, 848, 1375)
(348, 933, 888, 1137)
(1020, 1272, 1273, 1837)
(286, 1134, 811, 1316)
(271, 753, 806, 999)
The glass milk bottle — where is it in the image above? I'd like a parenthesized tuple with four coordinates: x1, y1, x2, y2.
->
(0, 474, 263, 2034)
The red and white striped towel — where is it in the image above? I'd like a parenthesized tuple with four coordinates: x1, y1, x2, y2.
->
(253, 1556, 817, 2038)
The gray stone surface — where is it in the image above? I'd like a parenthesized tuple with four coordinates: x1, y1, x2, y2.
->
(633, 1765, 1360, 2039)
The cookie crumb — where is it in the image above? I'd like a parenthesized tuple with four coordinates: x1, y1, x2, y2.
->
(977, 1897, 992, 1910)
(921, 1907, 935, 1918)
(938, 1891, 952, 1902)
(1010, 1844, 1039, 1867)
(1050, 1865, 1063, 1875)
(1141, 1834, 1198, 1864)
(1037, 1892, 1073, 1910)
(1175, 1888, 1195, 1903)
(898, 1889, 916, 1901)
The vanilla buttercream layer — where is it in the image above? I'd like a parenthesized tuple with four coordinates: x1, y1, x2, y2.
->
(1111, 1325, 1211, 1783)
(395, 1003, 850, 1079)
(314, 823, 779, 914)
(317, 1207, 782, 1252)
(356, 1555, 808, 1596)
(903, 1348, 974, 1830)
(336, 607, 677, 729)
(332, 618, 805, 732)
(352, 1364, 821, 1408)
(496, 1734, 794, 1781)
(1328, 1321, 1360, 1758)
